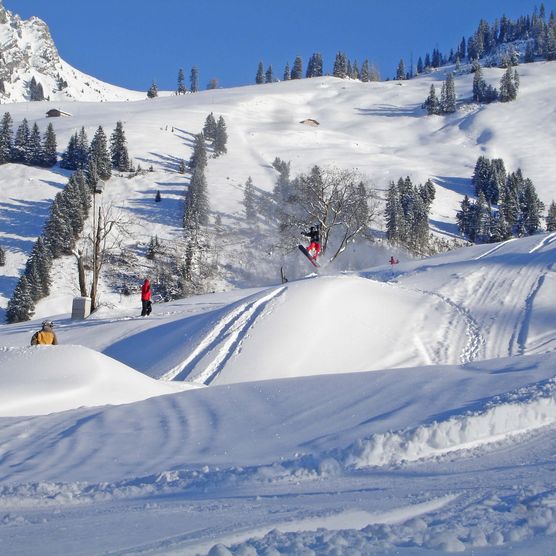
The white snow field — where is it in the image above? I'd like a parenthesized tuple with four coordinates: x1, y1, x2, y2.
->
(0, 233, 556, 554)
(1, 57, 556, 554)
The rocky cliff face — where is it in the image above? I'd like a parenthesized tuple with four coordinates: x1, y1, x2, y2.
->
(0, 2, 142, 102)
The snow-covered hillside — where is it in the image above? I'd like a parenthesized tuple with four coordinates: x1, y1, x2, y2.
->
(1, 59, 556, 318)
(0, 2, 143, 102)
(0, 233, 556, 554)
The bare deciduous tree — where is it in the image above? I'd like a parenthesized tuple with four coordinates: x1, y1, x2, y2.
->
(73, 201, 130, 312)
(274, 165, 377, 262)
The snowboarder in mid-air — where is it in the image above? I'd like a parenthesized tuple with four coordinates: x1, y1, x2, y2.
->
(299, 224, 321, 267)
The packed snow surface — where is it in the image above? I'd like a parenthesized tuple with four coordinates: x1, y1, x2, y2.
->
(1, 233, 556, 554)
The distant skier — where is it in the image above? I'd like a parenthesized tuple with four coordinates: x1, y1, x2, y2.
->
(389, 256, 399, 266)
(141, 279, 152, 317)
(302, 224, 321, 262)
(30, 320, 58, 346)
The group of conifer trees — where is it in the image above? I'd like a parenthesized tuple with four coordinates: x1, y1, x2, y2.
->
(384, 177, 436, 255)
(6, 121, 131, 322)
(256, 52, 380, 84)
(0, 113, 57, 167)
(60, 121, 131, 182)
(148, 67, 202, 98)
(6, 172, 91, 323)
(456, 156, 546, 243)
(412, 5, 556, 77)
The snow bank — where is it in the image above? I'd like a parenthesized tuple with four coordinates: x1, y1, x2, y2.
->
(0, 345, 190, 416)
(344, 378, 556, 467)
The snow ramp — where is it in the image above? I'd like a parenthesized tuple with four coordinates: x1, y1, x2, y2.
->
(177, 275, 465, 385)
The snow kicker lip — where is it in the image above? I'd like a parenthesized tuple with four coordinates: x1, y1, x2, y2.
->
(343, 377, 556, 468)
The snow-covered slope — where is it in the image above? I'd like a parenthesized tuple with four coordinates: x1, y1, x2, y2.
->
(0, 232, 556, 554)
(0, 2, 143, 102)
(1, 60, 556, 319)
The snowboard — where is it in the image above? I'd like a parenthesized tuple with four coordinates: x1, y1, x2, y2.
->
(298, 245, 319, 267)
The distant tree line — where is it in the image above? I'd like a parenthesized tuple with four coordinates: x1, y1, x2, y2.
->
(423, 61, 520, 116)
(0, 113, 57, 167)
(384, 177, 436, 255)
(256, 52, 380, 84)
(411, 5, 555, 77)
(456, 156, 546, 243)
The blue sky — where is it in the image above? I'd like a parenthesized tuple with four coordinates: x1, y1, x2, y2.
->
(8, 0, 554, 92)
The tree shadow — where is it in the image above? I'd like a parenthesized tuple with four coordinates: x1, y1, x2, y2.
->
(126, 190, 185, 227)
(355, 103, 423, 118)
(136, 152, 185, 172)
(0, 199, 51, 250)
(434, 175, 474, 197)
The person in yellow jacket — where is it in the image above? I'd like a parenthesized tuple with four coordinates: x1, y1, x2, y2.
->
(30, 321, 58, 345)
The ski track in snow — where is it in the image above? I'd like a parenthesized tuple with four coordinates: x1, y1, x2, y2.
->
(528, 231, 556, 254)
(160, 286, 286, 384)
(473, 238, 517, 260)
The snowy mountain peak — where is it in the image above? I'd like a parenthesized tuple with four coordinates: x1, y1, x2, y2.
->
(0, 2, 143, 102)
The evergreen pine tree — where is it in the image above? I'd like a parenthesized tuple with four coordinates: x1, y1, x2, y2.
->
(472, 156, 492, 198)
(265, 64, 274, 83)
(147, 81, 158, 98)
(333, 52, 348, 78)
(0, 112, 13, 164)
(546, 200, 556, 232)
(190, 66, 199, 92)
(86, 158, 99, 192)
(41, 123, 57, 167)
(203, 113, 218, 142)
(522, 178, 544, 235)
(178, 159, 186, 174)
(396, 59, 406, 80)
(256, 62, 265, 84)
(416, 57, 424, 74)
(6, 275, 34, 323)
(90, 126, 111, 180)
(291, 56, 303, 79)
(60, 132, 78, 170)
(155, 190, 161, 202)
(29, 77, 45, 101)
(283, 62, 291, 81)
(473, 191, 492, 243)
(499, 66, 518, 101)
(177, 68, 187, 94)
(384, 181, 405, 243)
(456, 195, 474, 237)
(28, 122, 42, 166)
(184, 166, 210, 232)
(110, 121, 130, 172)
(440, 72, 456, 113)
(44, 193, 74, 258)
(76, 127, 90, 170)
(0, 245, 5, 266)
(243, 176, 256, 221)
(361, 59, 370, 82)
(188, 133, 208, 171)
(213, 116, 228, 157)
(306, 53, 323, 78)
(424, 85, 441, 115)
(12, 118, 30, 163)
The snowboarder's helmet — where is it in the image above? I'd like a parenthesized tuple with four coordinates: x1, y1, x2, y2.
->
(42, 320, 54, 328)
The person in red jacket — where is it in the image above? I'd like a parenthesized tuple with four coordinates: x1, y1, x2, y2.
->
(141, 279, 152, 317)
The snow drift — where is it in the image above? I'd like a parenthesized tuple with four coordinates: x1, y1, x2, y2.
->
(0, 345, 190, 416)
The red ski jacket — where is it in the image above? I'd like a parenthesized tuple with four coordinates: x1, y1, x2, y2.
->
(141, 280, 152, 301)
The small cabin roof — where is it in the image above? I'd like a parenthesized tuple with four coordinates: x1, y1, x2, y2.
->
(46, 108, 73, 117)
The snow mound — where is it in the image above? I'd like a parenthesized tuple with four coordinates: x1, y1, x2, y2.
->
(0, 345, 191, 416)
(344, 377, 556, 467)
(181, 275, 456, 385)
